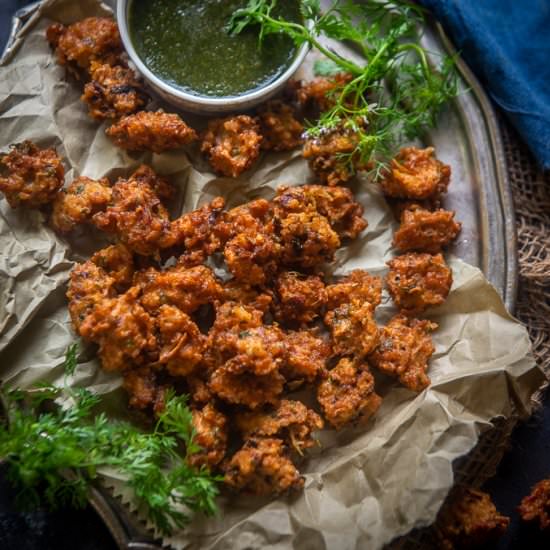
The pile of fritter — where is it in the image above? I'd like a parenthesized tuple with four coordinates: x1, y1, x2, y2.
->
(0, 136, 462, 495)
(0, 15, 466, 500)
(44, 17, 384, 183)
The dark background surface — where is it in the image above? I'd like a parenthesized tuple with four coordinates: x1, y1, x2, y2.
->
(0, 2, 549, 549)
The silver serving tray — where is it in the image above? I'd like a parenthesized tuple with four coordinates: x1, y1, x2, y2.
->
(3, 3, 517, 549)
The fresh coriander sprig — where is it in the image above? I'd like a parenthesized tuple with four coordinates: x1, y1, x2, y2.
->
(0, 349, 220, 536)
(229, 0, 459, 178)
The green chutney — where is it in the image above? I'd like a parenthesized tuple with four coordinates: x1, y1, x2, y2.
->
(128, 0, 302, 98)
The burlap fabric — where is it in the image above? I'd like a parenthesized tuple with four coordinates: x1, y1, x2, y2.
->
(391, 120, 550, 549)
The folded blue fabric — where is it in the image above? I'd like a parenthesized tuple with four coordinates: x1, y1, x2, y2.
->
(418, 0, 550, 169)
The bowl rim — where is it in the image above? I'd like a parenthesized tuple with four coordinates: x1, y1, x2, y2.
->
(117, 0, 310, 108)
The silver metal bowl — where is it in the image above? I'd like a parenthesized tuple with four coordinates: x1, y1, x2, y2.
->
(116, 0, 309, 114)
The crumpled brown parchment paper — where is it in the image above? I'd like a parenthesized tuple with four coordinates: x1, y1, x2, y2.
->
(0, 1, 545, 549)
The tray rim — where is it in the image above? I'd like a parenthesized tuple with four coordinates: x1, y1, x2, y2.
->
(1, 3, 519, 549)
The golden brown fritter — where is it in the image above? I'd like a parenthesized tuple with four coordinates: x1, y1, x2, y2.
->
(216, 199, 281, 285)
(273, 184, 367, 240)
(51, 176, 112, 233)
(171, 197, 226, 266)
(324, 300, 379, 357)
(106, 110, 197, 152)
(518, 479, 550, 531)
(386, 253, 453, 315)
(46, 17, 123, 71)
(66, 260, 115, 333)
(393, 207, 462, 253)
(138, 264, 221, 314)
(380, 147, 451, 200)
(188, 403, 229, 470)
(296, 73, 353, 111)
(436, 487, 510, 550)
(201, 115, 262, 178)
(326, 269, 382, 310)
(224, 325, 287, 376)
(92, 166, 175, 256)
(278, 210, 341, 269)
(257, 100, 303, 151)
(302, 121, 367, 186)
(283, 330, 330, 383)
(272, 271, 327, 326)
(157, 304, 206, 377)
(0, 141, 64, 208)
(207, 300, 285, 376)
(369, 315, 438, 392)
(77, 286, 157, 372)
(90, 243, 134, 290)
(82, 62, 147, 120)
(317, 358, 382, 429)
(122, 366, 166, 413)
(209, 366, 285, 409)
(235, 400, 323, 454)
(224, 437, 303, 496)
(224, 231, 281, 286)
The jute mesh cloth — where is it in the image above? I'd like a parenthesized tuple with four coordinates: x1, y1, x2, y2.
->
(390, 121, 550, 549)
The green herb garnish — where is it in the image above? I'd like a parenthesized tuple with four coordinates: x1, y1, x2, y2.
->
(0, 350, 220, 536)
(229, 0, 459, 178)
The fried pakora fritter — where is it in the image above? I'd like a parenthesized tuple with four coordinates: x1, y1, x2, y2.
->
(92, 166, 175, 256)
(295, 73, 353, 111)
(209, 366, 285, 409)
(380, 147, 451, 200)
(106, 110, 198, 152)
(326, 269, 382, 310)
(386, 253, 453, 315)
(90, 243, 134, 290)
(77, 286, 157, 372)
(324, 300, 379, 357)
(273, 184, 367, 240)
(224, 438, 303, 495)
(257, 100, 303, 151)
(393, 207, 462, 253)
(235, 400, 323, 454)
(82, 61, 148, 120)
(188, 403, 229, 469)
(138, 264, 221, 314)
(51, 176, 112, 233)
(518, 479, 550, 531)
(369, 315, 437, 392)
(157, 304, 205, 377)
(317, 358, 382, 429)
(67, 260, 115, 333)
(216, 199, 281, 285)
(278, 210, 341, 269)
(171, 197, 226, 266)
(436, 487, 510, 550)
(46, 17, 123, 71)
(0, 141, 64, 208)
(201, 115, 262, 178)
(283, 330, 330, 384)
(122, 366, 167, 412)
(302, 121, 367, 186)
(272, 271, 327, 326)
(225, 231, 282, 286)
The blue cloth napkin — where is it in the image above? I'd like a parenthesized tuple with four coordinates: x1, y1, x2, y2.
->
(418, 0, 550, 169)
